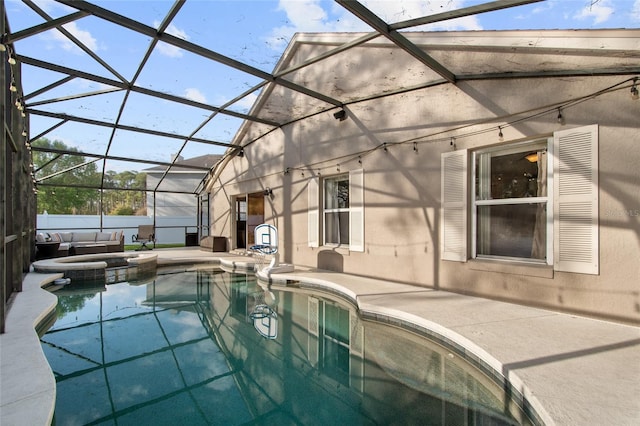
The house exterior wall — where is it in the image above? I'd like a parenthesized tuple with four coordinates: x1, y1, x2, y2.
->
(209, 68, 639, 323)
(147, 173, 200, 217)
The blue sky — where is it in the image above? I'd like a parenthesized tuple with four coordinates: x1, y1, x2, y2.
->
(6, 0, 640, 172)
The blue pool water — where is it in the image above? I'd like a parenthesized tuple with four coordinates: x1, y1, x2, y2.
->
(41, 267, 537, 425)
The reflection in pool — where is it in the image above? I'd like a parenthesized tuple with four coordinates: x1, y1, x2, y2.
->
(41, 267, 538, 425)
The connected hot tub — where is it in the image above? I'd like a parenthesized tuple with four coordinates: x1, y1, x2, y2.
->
(32, 252, 158, 284)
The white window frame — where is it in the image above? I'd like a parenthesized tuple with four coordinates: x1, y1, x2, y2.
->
(323, 173, 350, 247)
(308, 169, 364, 252)
(471, 138, 553, 265)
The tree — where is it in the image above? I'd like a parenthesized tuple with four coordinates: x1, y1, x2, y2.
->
(103, 171, 147, 215)
(32, 138, 101, 214)
(32, 138, 148, 215)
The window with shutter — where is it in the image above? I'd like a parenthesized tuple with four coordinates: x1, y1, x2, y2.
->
(324, 174, 350, 245)
(472, 140, 551, 263)
(312, 170, 365, 251)
(440, 125, 599, 276)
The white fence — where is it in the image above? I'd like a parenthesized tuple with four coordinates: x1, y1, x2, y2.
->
(36, 214, 200, 244)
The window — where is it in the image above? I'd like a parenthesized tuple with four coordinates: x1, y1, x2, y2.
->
(473, 140, 550, 262)
(441, 125, 599, 275)
(321, 303, 351, 386)
(308, 169, 364, 252)
(307, 297, 364, 389)
(324, 174, 350, 245)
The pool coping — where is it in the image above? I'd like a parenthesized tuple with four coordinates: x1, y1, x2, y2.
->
(0, 272, 60, 426)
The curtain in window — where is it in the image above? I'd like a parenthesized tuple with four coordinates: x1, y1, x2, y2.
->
(325, 211, 350, 244)
(531, 150, 547, 259)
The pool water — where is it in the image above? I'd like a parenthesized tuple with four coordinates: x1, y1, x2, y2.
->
(41, 267, 537, 425)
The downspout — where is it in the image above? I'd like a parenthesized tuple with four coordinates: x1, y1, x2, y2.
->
(152, 190, 156, 238)
(99, 188, 103, 231)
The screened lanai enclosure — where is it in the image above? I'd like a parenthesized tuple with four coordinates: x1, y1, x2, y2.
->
(2, 0, 640, 330)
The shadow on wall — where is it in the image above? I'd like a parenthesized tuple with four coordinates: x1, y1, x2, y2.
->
(318, 249, 344, 272)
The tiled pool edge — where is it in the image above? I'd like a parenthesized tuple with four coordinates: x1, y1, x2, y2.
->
(0, 272, 60, 426)
(260, 271, 554, 426)
(356, 305, 552, 426)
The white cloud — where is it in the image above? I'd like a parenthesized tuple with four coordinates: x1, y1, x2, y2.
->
(266, 0, 481, 50)
(632, 0, 640, 21)
(360, 0, 481, 30)
(154, 21, 189, 58)
(279, 0, 329, 29)
(52, 22, 98, 53)
(573, 0, 614, 24)
(185, 88, 207, 103)
(214, 93, 258, 113)
(156, 41, 183, 58)
(235, 93, 258, 111)
(530, 0, 556, 16)
(265, 0, 362, 50)
(164, 22, 189, 40)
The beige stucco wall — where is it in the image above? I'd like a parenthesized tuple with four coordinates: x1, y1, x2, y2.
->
(208, 51, 639, 323)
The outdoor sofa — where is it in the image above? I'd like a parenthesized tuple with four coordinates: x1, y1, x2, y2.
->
(36, 230, 124, 257)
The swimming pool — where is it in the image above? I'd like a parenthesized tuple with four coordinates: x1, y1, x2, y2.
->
(41, 267, 539, 425)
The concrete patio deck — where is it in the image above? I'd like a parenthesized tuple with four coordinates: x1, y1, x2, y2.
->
(1, 247, 638, 425)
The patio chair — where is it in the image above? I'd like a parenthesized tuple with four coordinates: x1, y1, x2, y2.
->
(132, 225, 156, 250)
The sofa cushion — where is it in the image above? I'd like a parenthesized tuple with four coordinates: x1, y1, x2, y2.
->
(110, 230, 123, 241)
(73, 242, 103, 247)
(97, 232, 112, 241)
(60, 232, 73, 242)
(49, 233, 61, 242)
(72, 232, 96, 242)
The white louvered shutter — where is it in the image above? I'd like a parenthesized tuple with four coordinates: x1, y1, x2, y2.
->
(553, 125, 599, 274)
(441, 150, 468, 262)
(349, 169, 364, 252)
(308, 178, 319, 247)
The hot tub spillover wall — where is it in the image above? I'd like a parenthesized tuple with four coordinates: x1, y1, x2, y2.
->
(32, 252, 158, 283)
